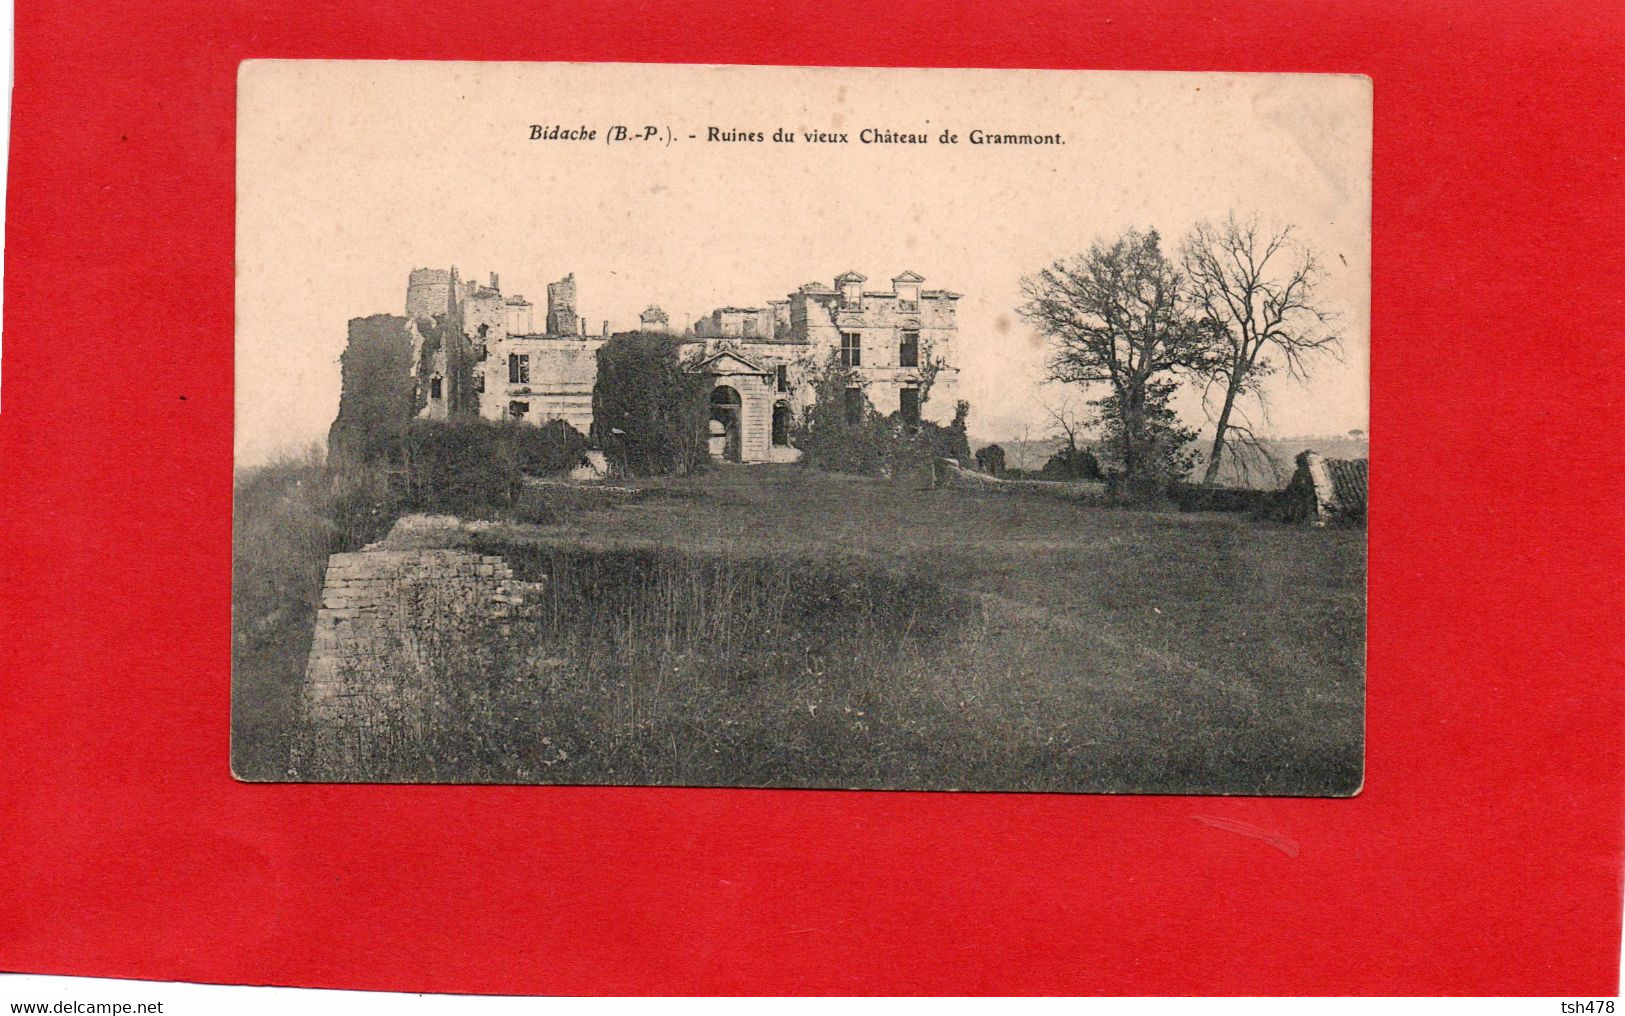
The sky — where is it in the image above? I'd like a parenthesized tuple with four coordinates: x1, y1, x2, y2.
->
(236, 62, 1370, 466)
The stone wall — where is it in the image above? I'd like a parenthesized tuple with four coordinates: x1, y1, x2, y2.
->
(1279, 451, 1369, 526)
(794, 274, 961, 426)
(734, 374, 776, 464)
(302, 547, 546, 727)
(679, 337, 820, 423)
(932, 458, 1110, 504)
(463, 289, 507, 354)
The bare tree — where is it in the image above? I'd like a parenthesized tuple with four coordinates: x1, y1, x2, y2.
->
(1210, 399, 1286, 488)
(1183, 213, 1342, 486)
(1039, 395, 1086, 456)
(1032, 394, 1101, 479)
(1019, 229, 1210, 479)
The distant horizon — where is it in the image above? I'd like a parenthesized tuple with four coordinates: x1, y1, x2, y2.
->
(235, 408, 1372, 471)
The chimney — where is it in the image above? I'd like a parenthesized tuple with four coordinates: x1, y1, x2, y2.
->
(490, 272, 500, 291)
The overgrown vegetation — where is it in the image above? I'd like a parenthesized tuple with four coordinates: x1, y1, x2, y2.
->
(232, 419, 589, 777)
(791, 351, 971, 477)
(233, 447, 395, 776)
(974, 443, 1006, 475)
(592, 331, 710, 476)
(390, 418, 589, 514)
(1090, 384, 1199, 497)
(1038, 443, 1103, 481)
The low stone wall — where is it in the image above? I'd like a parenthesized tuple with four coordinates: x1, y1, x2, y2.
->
(936, 454, 1366, 526)
(932, 458, 1110, 504)
(302, 546, 545, 725)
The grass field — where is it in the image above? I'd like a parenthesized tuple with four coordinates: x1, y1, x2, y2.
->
(991, 433, 1371, 487)
(237, 462, 1365, 795)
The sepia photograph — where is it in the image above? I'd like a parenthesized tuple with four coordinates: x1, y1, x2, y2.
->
(233, 62, 1370, 794)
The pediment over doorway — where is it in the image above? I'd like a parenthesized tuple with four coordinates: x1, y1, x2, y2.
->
(692, 349, 771, 377)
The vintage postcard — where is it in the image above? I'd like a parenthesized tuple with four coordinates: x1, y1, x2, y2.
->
(234, 62, 1370, 793)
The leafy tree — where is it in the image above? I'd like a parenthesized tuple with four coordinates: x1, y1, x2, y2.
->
(975, 443, 1007, 475)
(1019, 229, 1211, 483)
(1089, 383, 1196, 492)
(591, 331, 710, 476)
(1183, 213, 1341, 485)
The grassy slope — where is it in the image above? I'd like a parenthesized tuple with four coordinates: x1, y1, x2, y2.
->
(489, 466, 1366, 794)
(235, 461, 1364, 794)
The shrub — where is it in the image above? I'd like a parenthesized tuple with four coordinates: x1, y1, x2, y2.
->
(1089, 381, 1198, 495)
(793, 382, 891, 475)
(511, 418, 593, 475)
(975, 444, 1007, 475)
(1169, 483, 1274, 514)
(793, 354, 973, 478)
(797, 404, 971, 479)
(1039, 444, 1102, 481)
(918, 407, 973, 466)
(393, 418, 589, 514)
(592, 331, 710, 476)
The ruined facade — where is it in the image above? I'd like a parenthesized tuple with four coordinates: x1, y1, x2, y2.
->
(681, 270, 962, 463)
(386, 266, 961, 464)
(408, 267, 602, 436)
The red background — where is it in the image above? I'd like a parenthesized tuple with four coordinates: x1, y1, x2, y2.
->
(1, 0, 1621, 996)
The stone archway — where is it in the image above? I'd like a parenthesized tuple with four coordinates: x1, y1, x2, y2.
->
(709, 385, 743, 462)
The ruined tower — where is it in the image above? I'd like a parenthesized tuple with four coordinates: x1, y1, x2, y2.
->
(405, 267, 452, 320)
(440, 266, 477, 418)
(546, 274, 581, 335)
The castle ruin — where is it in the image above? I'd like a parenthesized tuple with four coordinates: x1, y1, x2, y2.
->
(345, 266, 962, 464)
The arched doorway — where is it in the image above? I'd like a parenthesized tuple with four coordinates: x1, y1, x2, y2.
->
(709, 385, 742, 462)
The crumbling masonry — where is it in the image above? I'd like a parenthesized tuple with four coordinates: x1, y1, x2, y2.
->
(302, 547, 546, 727)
